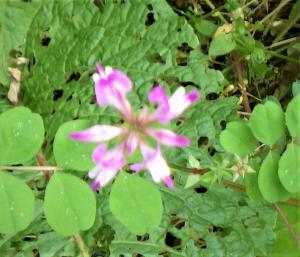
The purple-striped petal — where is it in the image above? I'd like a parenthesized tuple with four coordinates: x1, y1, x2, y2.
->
(138, 143, 172, 185)
(88, 166, 120, 191)
(167, 87, 200, 120)
(93, 64, 133, 118)
(146, 128, 190, 147)
(69, 125, 123, 143)
(125, 132, 139, 155)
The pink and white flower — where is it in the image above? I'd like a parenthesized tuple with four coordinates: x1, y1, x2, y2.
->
(69, 63, 199, 190)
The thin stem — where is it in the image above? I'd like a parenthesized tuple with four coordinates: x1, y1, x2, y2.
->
(274, 203, 300, 246)
(261, 0, 291, 23)
(273, 11, 300, 43)
(0, 166, 62, 171)
(267, 50, 300, 63)
(232, 51, 252, 113)
(73, 234, 90, 257)
(267, 36, 300, 49)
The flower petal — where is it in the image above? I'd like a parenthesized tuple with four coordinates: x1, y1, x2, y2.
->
(139, 143, 172, 186)
(69, 125, 123, 143)
(146, 128, 190, 147)
(89, 166, 120, 191)
(93, 64, 133, 118)
(148, 86, 199, 124)
(125, 132, 139, 155)
(167, 87, 200, 120)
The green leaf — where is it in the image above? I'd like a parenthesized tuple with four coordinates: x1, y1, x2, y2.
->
(258, 152, 290, 203)
(0, 171, 35, 234)
(53, 120, 96, 171)
(209, 33, 236, 56)
(271, 193, 300, 256)
(292, 80, 300, 96)
(286, 95, 300, 137)
(0, 0, 42, 85)
(220, 121, 257, 156)
(249, 101, 285, 145)
(109, 172, 163, 235)
(44, 172, 96, 236)
(194, 19, 217, 36)
(0, 107, 44, 165)
(278, 143, 300, 193)
(22, 0, 206, 148)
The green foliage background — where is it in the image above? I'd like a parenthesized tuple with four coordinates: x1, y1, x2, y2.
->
(0, 0, 299, 256)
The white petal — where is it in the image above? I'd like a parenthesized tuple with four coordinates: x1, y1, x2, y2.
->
(69, 125, 123, 143)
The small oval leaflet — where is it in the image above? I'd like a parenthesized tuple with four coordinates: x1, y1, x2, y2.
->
(258, 152, 290, 203)
(278, 143, 300, 193)
(0, 171, 35, 234)
(53, 120, 97, 171)
(109, 172, 163, 235)
(249, 101, 285, 146)
(285, 94, 300, 138)
(220, 121, 257, 156)
(0, 107, 44, 165)
(44, 172, 96, 236)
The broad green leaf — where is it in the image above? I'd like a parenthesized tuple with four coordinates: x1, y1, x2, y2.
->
(286, 95, 300, 137)
(0, 0, 42, 85)
(0, 107, 44, 165)
(209, 33, 236, 56)
(278, 143, 300, 193)
(53, 120, 96, 171)
(220, 121, 257, 156)
(22, 0, 209, 148)
(249, 101, 285, 145)
(0, 171, 35, 234)
(109, 172, 163, 235)
(44, 172, 96, 236)
(289, 0, 300, 20)
(258, 152, 290, 203)
(271, 194, 300, 256)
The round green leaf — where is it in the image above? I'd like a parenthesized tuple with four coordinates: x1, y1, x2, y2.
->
(44, 172, 96, 236)
(278, 143, 300, 193)
(109, 172, 163, 235)
(53, 120, 97, 171)
(258, 152, 290, 203)
(249, 101, 285, 145)
(286, 95, 300, 137)
(0, 171, 35, 234)
(209, 33, 236, 56)
(0, 107, 44, 165)
(219, 121, 257, 156)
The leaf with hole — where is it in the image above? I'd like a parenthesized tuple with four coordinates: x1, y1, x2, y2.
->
(258, 152, 290, 203)
(44, 172, 96, 236)
(53, 120, 97, 171)
(209, 33, 236, 56)
(285, 95, 300, 137)
(109, 172, 163, 235)
(220, 121, 257, 156)
(278, 143, 300, 193)
(0, 106, 44, 165)
(249, 101, 285, 145)
(0, 171, 35, 234)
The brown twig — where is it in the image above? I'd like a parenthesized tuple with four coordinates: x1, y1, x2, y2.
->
(36, 151, 52, 181)
(274, 203, 300, 247)
(232, 51, 252, 113)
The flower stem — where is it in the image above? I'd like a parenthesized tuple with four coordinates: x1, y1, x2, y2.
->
(73, 234, 90, 257)
(0, 166, 62, 171)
